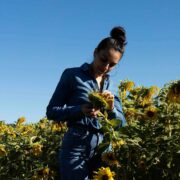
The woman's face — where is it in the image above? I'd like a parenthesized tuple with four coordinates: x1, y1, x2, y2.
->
(92, 48, 122, 77)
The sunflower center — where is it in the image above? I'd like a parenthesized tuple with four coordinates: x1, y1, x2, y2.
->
(147, 111, 155, 117)
(102, 175, 109, 180)
(108, 154, 115, 160)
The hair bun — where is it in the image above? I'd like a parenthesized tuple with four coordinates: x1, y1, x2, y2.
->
(110, 26, 126, 46)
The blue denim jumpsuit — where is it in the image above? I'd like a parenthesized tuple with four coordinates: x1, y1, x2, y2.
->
(46, 63, 126, 180)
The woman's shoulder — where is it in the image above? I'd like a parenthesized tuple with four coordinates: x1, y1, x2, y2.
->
(62, 63, 89, 76)
(62, 66, 81, 76)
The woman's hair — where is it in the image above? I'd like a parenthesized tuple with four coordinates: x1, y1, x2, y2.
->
(96, 26, 127, 54)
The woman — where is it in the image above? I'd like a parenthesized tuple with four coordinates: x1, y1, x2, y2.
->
(46, 26, 127, 180)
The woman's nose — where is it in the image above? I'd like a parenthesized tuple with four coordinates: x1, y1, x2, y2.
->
(102, 63, 109, 70)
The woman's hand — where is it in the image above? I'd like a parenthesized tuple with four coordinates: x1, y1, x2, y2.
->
(102, 90, 114, 111)
(81, 104, 100, 118)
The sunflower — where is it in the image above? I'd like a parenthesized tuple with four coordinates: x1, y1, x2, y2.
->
(88, 92, 109, 109)
(139, 96, 152, 107)
(136, 86, 159, 107)
(167, 81, 180, 103)
(102, 152, 120, 166)
(147, 86, 159, 99)
(125, 107, 137, 117)
(42, 167, 50, 175)
(17, 116, 26, 125)
(51, 122, 62, 132)
(138, 160, 146, 170)
(119, 80, 135, 91)
(93, 167, 115, 180)
(144, 106, 158, 119)
(112, 139, 126, 149)
(124, 81, 135, 91)
(31, 143, 43, 156)
(0, 144, 7, 157)
(130, 86, 142, 96)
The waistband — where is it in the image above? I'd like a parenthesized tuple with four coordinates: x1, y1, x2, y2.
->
(68, 124, 102, 134)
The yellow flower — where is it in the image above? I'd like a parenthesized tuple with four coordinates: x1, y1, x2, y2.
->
(147, 86, 159, 98)
(9, 132, 16, 138)
(102, 152, 120, 166)
(144, 106, 158, 119)
(112, 139, 126, 149)
(31, 143, 43, 156)
(133, 86, 159, 107)
(167, 81, 180, 103)
(42, 167, 50, 175)
(93, 167, 115, 180)
(123, 81, 135, 91)
(130, 87, 142, 96)
(21, 125, 34, 135)
(51, 123, 62, 132)
(0, 144, 7, 157)
(125, 108, 136, 117)
(140, 96, 152, 107)
(39, 122, 46, 129)
(17, 116, 26, 125)
(33, 167, 52, 179)
(88, 92, 110, 109)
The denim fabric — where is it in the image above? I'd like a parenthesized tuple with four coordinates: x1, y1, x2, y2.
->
(46, 62, 126, 128)
(59, 127, 103, 180)
(46, 62, 126, 179)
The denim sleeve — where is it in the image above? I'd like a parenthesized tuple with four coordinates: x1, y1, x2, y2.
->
(107, 95, 126, 127)
(46, 69, 82, 122)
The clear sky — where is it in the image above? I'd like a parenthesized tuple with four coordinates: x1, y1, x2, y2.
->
(1, 0, 180, 124)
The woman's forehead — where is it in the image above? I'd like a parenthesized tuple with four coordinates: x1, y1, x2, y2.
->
(99, 48, 122, 60)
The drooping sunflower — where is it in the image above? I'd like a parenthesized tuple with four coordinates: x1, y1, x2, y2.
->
(123, 81, 135, 91)
(17, 116, 26, 125)
(147, 86, 159, 99)
(101, 152, 120, 166)
(93, 167, 115, 180)
(167, 81, 180, 103)
(0, 144, 7, 157)
(88, 92, 110, 109)
(137, 86, 159, 107)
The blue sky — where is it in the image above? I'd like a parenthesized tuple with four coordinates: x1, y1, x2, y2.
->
(1, 0, 180, 124)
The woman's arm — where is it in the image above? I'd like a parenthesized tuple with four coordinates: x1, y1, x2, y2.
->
(46, 69, 82, 123)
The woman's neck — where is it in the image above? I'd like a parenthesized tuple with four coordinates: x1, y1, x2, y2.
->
(89, 63, 104, 79)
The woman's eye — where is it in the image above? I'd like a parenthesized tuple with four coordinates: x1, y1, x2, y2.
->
(109, 63, 116, 67)
(100, 58, 108, 63)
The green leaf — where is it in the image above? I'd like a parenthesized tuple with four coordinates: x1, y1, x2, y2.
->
(109, 119, 121, 128)
(97, 142, 110, 154)
(100, 126, 111, 133)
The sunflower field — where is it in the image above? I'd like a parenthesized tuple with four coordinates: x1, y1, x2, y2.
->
(0, 80, 180, 180)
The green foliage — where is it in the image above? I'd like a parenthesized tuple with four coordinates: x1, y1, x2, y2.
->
(111, 80, 180, 180)
(0, 80, 180, 180)
(0, 118, 67, 179)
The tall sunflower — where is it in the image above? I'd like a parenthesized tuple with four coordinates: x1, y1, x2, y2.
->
(16, 116, 26, 125)
(167, 81, 180, 103)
